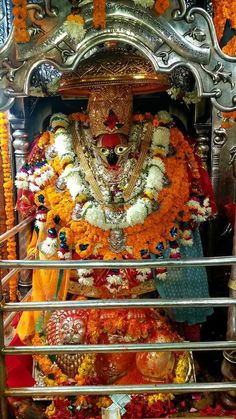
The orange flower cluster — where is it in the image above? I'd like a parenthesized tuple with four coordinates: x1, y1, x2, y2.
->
(221, 110, 236, 129)
(124, 127, 197, 259)
(12, 0, 30, 43)
(40, 125, 199, 261)
(67, 14, 84, 25)
(155, 0, 170, 14)
(70, 112, 89, 124)
(0, 113, 18, 301)
(93, 0, 106, 29)
(212, 0, 236, 55)
(223, 35, 236, 57)
(86, 308, 172, 344)
(32, 334, 68, 386)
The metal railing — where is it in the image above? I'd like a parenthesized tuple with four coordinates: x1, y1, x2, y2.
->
(1, 223, 236, 418)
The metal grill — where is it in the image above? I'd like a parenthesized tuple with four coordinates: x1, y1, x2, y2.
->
(1, 224, 236, 418)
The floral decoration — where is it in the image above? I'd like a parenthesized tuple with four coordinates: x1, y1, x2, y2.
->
(213, 0, 236, 56)
(167, 86, 200, 106)
(0, 113, 18, 301)
(12, 0, 30, 44)
(16, 110, 211, 264)
(93, 0, 106, 29)
(63, 14, 86, 42)
(221, 110, 236, 129)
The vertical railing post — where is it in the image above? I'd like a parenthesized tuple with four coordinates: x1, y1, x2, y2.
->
(0, 280, 8, 418)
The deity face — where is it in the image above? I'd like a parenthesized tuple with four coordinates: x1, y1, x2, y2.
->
(46, 310, 88, 377)
(59, 316, 86, 344)
(94, 133, 131, 170)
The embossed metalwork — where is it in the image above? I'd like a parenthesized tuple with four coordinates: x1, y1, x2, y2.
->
(27, 0, 58, 19)
(201, 62, 234, 89)
(184, 26, 206, 42)
(169, 66, 195, 91)
(109, 229, 127, 253)
(211, 126, 228, 197)
(30, 63, 61, 89)
(0, 1, 235, 111)
(194, 123, 211, 169)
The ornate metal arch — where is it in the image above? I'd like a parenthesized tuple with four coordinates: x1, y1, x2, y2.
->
(0, 0, 235, 111)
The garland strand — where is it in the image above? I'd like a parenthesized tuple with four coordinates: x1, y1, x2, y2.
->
(93, 0, 106, 29)
(213, 0, 236, 56)
(12, 0, 30, 44)
(0, 113, 18, 301)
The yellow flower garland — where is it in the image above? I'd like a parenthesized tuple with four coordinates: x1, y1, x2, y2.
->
(0, 113, 18, 301)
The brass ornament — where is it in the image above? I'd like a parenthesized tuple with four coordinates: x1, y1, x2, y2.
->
(58, 49, 170, 98)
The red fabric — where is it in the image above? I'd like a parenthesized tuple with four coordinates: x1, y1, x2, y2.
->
(6, 334, 35, 387)
(225, 203, 236, 229)
(196, 154, 218, 215)
(27, 134, 41, 162)
(184, 323, 201, 342)
(104, 111, 119, 130)
(16, 189, 36, 218)
(101, 133, 121, 148)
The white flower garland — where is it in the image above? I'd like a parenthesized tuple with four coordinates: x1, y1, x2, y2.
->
(47, 114, 171, 230)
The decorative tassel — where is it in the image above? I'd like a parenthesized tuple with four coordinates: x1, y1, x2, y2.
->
(169, 240, 181, 259)
(155, 242, 167, 280)
(35, 206, 48, 231)
(57, 231, 72, 260)
(39, 228, 58, 256)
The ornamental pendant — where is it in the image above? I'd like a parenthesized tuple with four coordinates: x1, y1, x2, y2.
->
(108, 228, 126, 253)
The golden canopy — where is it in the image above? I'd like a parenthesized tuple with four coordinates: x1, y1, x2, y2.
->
(58, 49, 170, 97)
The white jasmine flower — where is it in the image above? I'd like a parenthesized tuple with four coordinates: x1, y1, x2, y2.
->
(78, 276, 94, 287)
(63, 20, 86, 42)
(106, 274, 123, 285)
(126, 199, 150, 226)
(83, 204, 109, 230)
(152, 127, 170, 150)
(157, 111, 173, 124)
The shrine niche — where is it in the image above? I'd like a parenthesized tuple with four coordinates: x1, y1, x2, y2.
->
(0, 1, 236, 419)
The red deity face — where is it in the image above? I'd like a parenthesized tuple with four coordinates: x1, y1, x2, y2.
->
(93, 133, 131, 170)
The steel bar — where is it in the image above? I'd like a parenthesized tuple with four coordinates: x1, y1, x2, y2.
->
(0, 302, 7, 418)
(0, 216, 34, 245)
(3, 340, 236, 355)
(2, 297, 236, 312)
(4, 382, 236, 397)
(1, 252, 35, 287)
(0, 256, 236, 269)
(3, 290, 31, 330)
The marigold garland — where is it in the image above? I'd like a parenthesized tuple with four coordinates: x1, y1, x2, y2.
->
(27, 116, 203, 262)
(12, 0, 30, 44)
(222, 35, 236, 57)
(155, 0, 170, 14)
(93, 0, 106, 29)
(32, 333, 96, 387)
(212, 0, 236, 56)
(0, 113, 18, 301)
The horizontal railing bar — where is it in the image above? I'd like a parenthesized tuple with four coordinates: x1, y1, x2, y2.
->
(3, 290, 31, 330)
(0, 216, 34, 245)
(4, 382, 236, 397)
(0, 256, 236, 269)
(1, 252, 35, 287)
(4, 341, 236, 355)
(2, 297, 236, 312)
